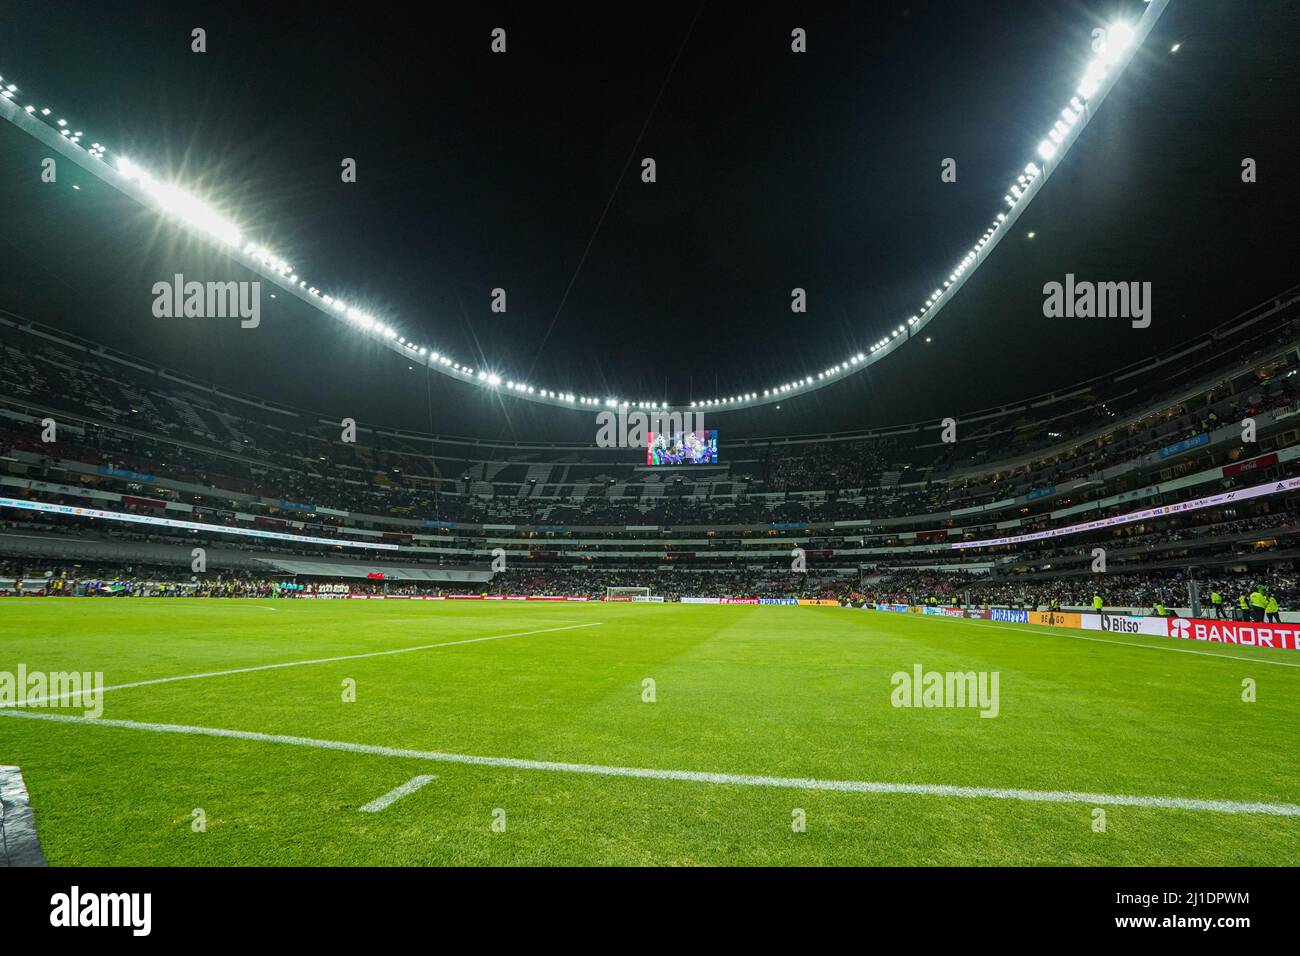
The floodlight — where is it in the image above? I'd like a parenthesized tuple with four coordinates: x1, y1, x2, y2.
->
(1107, 22, 1134, 56)
(0, 5, 1158, 414)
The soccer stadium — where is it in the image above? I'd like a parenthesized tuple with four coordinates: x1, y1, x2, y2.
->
(1, 0, 1297, 922)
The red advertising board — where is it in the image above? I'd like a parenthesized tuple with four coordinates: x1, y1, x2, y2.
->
(1167, 617, 1300, 651)
(1223, 454, 1278, 478)
(121, 495, 166, 510)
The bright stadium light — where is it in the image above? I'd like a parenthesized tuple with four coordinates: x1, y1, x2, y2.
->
(0, 2, 1165, 413)
(1104, 22, 1135, 62)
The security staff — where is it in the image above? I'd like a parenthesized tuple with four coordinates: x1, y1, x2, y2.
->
(1265, 594, 1281, 624)
(1152, 601, 1167, 618)
(1249, 587, 1268, 623)
(1210, 590, 1224, 619)
(1092, 593, 1103, 613)
(1237, 594, 1250, 621)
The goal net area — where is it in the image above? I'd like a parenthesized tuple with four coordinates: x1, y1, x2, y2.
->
(605, 587, 664, 603)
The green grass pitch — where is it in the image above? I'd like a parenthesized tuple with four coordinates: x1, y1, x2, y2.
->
(1, 599, 1296, 865)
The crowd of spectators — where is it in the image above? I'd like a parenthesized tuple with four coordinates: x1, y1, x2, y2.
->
(1, 558, 858, 601)
(858, 568, 1300, 612)
(4, 313, 1299, 535)
(9, 556, 1298, 612)
(483, 568, 854, 600)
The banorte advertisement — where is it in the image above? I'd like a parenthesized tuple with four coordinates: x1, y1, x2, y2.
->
(1166, 617, 1300, 651)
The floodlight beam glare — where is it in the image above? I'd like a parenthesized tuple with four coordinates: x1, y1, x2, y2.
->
(0, 2, 1165, 412)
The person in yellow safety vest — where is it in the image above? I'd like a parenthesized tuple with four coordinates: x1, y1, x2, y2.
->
(1049, 597, 1059, 611)
(1237, 595, 1249, 621)
(1092, 594, 1103, 613)
(1152, 601, 1166, 617)
(1249, 588, 1268, 623)
(1265, 594, 1281, 624)
(1210, 590, 1224, 619)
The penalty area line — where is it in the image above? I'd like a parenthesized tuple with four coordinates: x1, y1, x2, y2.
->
(3, 709, 1298, 818)
(8, 621, 605, 707)
(358, 774, 437, 813)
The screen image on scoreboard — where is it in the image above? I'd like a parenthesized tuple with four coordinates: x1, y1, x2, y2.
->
(647, 429, 719, 466)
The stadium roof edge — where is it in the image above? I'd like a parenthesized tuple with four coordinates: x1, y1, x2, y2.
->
(0, 1, 1169, 413)
(4, 273, 1298, 450)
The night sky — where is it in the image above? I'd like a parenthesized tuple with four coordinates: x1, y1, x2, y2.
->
(1, 0, 1298, 442)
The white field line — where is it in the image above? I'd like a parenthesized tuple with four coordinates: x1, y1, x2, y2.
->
(950, 618, 1300, 667)
(358, 774, 437, 813)
(4, 622, 605, 707)
(3, 709, 1298, 818)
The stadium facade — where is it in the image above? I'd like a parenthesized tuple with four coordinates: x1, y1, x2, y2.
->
(3, 282, 1298, 618)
